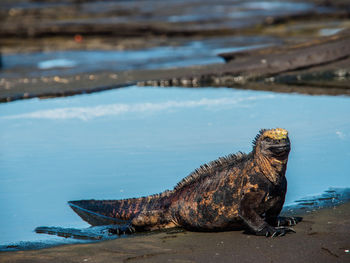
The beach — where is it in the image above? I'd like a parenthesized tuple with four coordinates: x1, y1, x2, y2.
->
(1, 202, 349, 262)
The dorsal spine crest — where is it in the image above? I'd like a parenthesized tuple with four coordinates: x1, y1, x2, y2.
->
(174, 152, 248, 191)
(252, 129, 267, 149)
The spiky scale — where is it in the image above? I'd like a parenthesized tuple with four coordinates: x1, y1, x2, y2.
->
(69, 128, 295, 236)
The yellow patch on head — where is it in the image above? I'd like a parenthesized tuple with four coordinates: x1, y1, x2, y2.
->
(264, 128, 288, 140)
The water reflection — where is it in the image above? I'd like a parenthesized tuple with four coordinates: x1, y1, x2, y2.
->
(1, 36, 278, 78)
(4, 94, 274, 121)
(0, 86, 349, 246)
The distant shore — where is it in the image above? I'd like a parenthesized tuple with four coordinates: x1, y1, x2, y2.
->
(1, 0, 350, 102)
(1, 30, 350, 103)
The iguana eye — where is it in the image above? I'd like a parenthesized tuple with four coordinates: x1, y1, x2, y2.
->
(265, 137, 273, 142)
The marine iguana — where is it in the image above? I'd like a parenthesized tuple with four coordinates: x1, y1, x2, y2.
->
(69, 128, 298, 237)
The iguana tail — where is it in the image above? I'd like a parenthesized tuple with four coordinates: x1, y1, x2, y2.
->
(69, 192, 173, 231)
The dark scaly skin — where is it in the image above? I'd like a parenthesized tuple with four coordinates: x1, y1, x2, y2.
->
(69, 128, 296, 236)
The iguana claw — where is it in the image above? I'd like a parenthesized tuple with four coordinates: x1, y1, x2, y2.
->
(259, 225, 295, 237)
(128, 226, 136, 233)
(108, 224, 134, 235)
(277, 216, 302, 227)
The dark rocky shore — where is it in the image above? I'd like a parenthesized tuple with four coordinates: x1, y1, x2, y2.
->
(1, 0, 350, 102)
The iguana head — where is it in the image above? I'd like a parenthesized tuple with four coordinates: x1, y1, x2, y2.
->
(253, 128, 290, 161)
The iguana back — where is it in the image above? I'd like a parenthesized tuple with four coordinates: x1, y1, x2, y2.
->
(69, 128, 295, 236)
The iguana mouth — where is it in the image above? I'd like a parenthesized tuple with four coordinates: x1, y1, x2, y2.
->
(269, 144, 290, 156)
(269, 143, 290, 149)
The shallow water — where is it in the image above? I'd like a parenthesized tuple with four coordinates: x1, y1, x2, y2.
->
(1, 36, 277, 78)
(0, 86, 349, 248)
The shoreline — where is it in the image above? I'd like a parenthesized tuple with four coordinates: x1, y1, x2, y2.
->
(1, 1, 350, 102)
(1, 30, 350, 103)
(1, 201, 349, 262)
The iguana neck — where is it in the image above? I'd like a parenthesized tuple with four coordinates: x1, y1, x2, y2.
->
(254, 151, 287, 185)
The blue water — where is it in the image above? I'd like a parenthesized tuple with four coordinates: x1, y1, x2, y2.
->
(0, 86, 350, 246)
(1, 36, 277, 78)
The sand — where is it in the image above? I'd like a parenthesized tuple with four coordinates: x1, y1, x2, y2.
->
(1, 202, 349, 263)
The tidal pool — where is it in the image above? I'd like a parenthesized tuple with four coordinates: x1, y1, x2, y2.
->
(0, 36, 277, 78)
(0, 86, 349, 248)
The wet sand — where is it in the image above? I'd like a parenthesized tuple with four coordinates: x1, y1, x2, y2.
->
(1, 202, 349, 263)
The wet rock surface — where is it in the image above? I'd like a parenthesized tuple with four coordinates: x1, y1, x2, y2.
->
(1, 34, 350, 101)
(0, 0, 338, 39)
(139, 29, 350, 88)
(1, 29, 350, 102)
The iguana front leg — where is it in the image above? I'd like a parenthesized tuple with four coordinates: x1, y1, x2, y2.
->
(274, 216, 302, 227)
(238, 190, 294, 237)
(264, 201, 302, 227)
(107, 223, 135, 235)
